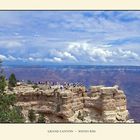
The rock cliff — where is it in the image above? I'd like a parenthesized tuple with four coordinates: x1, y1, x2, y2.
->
(7, 83, 133, 123)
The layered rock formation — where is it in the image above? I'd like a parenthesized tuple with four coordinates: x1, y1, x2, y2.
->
(8, 83, 133, 123)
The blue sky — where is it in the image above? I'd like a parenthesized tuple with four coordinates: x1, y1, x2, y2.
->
(0, 11, 140, 66)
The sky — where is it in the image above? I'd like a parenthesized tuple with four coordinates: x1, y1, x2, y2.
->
(0, 11, 140, 66)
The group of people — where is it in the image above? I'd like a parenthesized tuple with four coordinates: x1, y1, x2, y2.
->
(19, 80, 84, 91)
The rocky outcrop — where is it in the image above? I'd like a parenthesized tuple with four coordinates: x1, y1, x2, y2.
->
(8, 84, 133, 123)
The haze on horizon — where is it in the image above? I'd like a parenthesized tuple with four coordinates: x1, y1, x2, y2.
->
(0, 11, 140, 66)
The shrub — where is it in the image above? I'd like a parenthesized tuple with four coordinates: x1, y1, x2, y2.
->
(28, 109, 36, 123)
(37, 114, 46, 123)
(32, 84, 38, 89)
(77, 111, 84, 121)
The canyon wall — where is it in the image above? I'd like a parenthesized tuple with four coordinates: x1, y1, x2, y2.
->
(10, 84, 133, 123)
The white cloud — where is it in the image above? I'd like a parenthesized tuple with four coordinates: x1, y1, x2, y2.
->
(1, 39, 139, 65)
(67, 41, 140, 63)
(58, 51, 77, 62)
(0, 54, 7, 61)
(0, 39, 22, 49)
(50, 50, 78, 62)
(53, 57, 62, 62)
(67, 42, 113, 62)
(0, 54, 17, 61)
(89, 48, 113, 62)
(7, 55, 17, 61)
(28, 56, 62, 63)
(118, 49, 140, 60)
(62, 52, 77, 61)
(28, 57, 34, 61)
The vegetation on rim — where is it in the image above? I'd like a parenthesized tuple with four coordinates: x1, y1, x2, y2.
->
(0, 60, 24, 123)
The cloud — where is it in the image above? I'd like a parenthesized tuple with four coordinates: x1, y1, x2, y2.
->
(0, 11, 140, 65)
(118, 49, 140, 60)
(89, 48, 113, 62)
(61, 52, 77, 61)
(28, 56, 62, 63)
(50, 50, 78, 62)
(28, 57, 34, 61)
(53, 57, 62, 62)
(67, 42, 113, 62)
(67, 41, 140, 64)
(0, 39, 23, 49)
(0, 54, 17, 61)
(0, 54, 7, 61)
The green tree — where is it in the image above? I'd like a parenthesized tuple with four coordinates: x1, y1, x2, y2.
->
(0, 75, 6, 93)
(8, 73, 17, 88)
(28, 109, 36, 123)
(0, 61, 6, 93)
(37, 113, 46, 123)
(0, 61, 24, 123)
(8, 106, 24, 123)
(32, 84, 38, 89)
(0, 94, 24, 123)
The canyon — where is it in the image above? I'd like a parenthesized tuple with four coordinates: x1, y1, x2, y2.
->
(6, 82, 133, 123)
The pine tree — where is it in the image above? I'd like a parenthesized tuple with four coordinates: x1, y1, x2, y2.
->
(0, 94, 24, 123)
(8, 73, 17, 88)
(0, 75, 6, 93)
(0, 60, 6, 93)
(0, 61, 24, 123)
